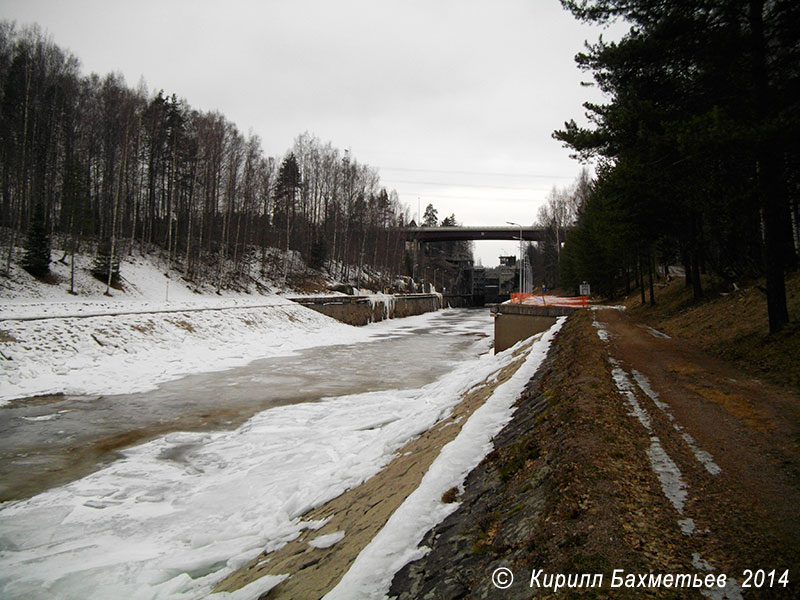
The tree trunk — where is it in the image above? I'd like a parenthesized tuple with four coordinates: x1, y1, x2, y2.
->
(638, 253, 646, 305)
(750, 0, 790, 332)
(5, 56, 32, 275)
(107, 122, 129, 295)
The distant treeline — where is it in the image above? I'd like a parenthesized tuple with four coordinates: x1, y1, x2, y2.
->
(0, 22, 411, 289)
(554, 1, 799, 332)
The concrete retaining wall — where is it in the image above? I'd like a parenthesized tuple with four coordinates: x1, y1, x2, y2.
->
(490, 303, 578, 318)
(490, 302, 580, 353)
(442, 295, 472, 308)
(493, 314, 557, 353)
(290, 293, 442, 326)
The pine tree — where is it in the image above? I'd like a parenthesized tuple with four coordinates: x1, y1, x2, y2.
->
(21, 202, 51, 278)
(422, 204, 438, 227)
(555, 0, 799, 330)
(275, 153, 302, 287)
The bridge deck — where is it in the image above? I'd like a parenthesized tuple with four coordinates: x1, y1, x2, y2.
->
(403, 226, 551, 242)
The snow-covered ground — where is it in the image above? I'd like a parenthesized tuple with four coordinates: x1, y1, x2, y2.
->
(1, 251, 286, 310)
(0, 300, 373, 404)
(1, 252, 565, 599)
(326, 319, 564, 600)
(0, 253, 370, 404)
(0, 316, 563, 600)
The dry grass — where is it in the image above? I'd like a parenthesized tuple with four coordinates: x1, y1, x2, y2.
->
(171, 319, 196, 333)
(0, 329, 18, 343)
(441, 487, 459, 503)
(624, 273, 800, 391)
(130, 321, 155, 335)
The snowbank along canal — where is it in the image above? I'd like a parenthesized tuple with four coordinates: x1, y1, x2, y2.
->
(0, 307, 551, 599)
(0, 309, 492, 501)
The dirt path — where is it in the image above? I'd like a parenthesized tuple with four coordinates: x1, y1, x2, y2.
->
(213, 339, 537, 599)
(387, 309, 800, 599)
(595, 307, 800, 581)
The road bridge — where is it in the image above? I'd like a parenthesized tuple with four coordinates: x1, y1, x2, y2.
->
(402, 226, 551, 243)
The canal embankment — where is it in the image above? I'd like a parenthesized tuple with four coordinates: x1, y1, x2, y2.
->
(0, 299, 368, 403)
(211, 322, 564, 599)
(0, 291, 446, 404)
(0, 310, 533, 600)
(1, 250, 447, 404)
(390, 308, 800, 599)
(289, 293, 442, 326)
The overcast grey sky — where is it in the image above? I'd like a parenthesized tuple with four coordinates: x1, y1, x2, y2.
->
(3, 0, 623, 266)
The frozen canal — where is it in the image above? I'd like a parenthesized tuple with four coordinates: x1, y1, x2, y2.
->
(0, 309, 492, 501)
(0, 307, 518, 600)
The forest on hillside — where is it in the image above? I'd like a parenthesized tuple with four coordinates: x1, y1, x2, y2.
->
(553, 0, 799, 332)
(0, 22, 411, 292)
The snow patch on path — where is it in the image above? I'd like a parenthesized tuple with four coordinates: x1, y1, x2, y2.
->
(609, 359, 690, 518)
(638, 324, 671, 339)
(647, 438, 688, 514)
(694, 554, 744, 600)
(593, 319, 612, 342)
(308, 531, 346, 550)
(610, 358, 652, 430)
(632, 369, 721, 476)
(206, 574, 288, 600)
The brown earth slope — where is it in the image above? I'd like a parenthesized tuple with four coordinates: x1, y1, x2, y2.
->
(390, 309, 800, 599)
(625, 275, 800, 391)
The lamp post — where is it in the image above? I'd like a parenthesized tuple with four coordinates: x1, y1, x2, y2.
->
(507, 221, 523, 296)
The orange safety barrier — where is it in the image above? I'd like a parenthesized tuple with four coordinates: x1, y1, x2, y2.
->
(510, 292, 535, 304)
(514, 294, 589, 308)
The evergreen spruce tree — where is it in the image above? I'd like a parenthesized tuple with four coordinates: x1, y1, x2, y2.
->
(308, 237, 327, 271)
(90, 238, 120, 287)
(22, 202, 51, 278)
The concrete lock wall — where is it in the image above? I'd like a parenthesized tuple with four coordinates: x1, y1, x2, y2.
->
(290, 294, 443, 326)
(393, 294, 442, 319)
(493, 314, 557, 353)
(491, 303, 579, 353)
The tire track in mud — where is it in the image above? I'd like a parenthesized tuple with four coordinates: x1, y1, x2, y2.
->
(595, 308, 800, 599)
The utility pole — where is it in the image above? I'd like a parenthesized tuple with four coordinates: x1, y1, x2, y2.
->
(507, 221, 523, 296)
(357, 250, 364, 291)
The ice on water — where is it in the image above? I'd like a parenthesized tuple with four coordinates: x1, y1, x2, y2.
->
(0, 311, 523, 600)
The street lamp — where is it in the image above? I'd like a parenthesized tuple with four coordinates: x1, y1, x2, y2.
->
(507, 221, 523, 296)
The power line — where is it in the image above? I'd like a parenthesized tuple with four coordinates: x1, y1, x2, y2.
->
(380, 166, 576, 180)
(381, 179, 551, 191)
(396, 191, 545, 202)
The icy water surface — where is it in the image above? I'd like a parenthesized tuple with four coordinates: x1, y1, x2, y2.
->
(0, 308, 542, 600)
(0, 308, 492, 500)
